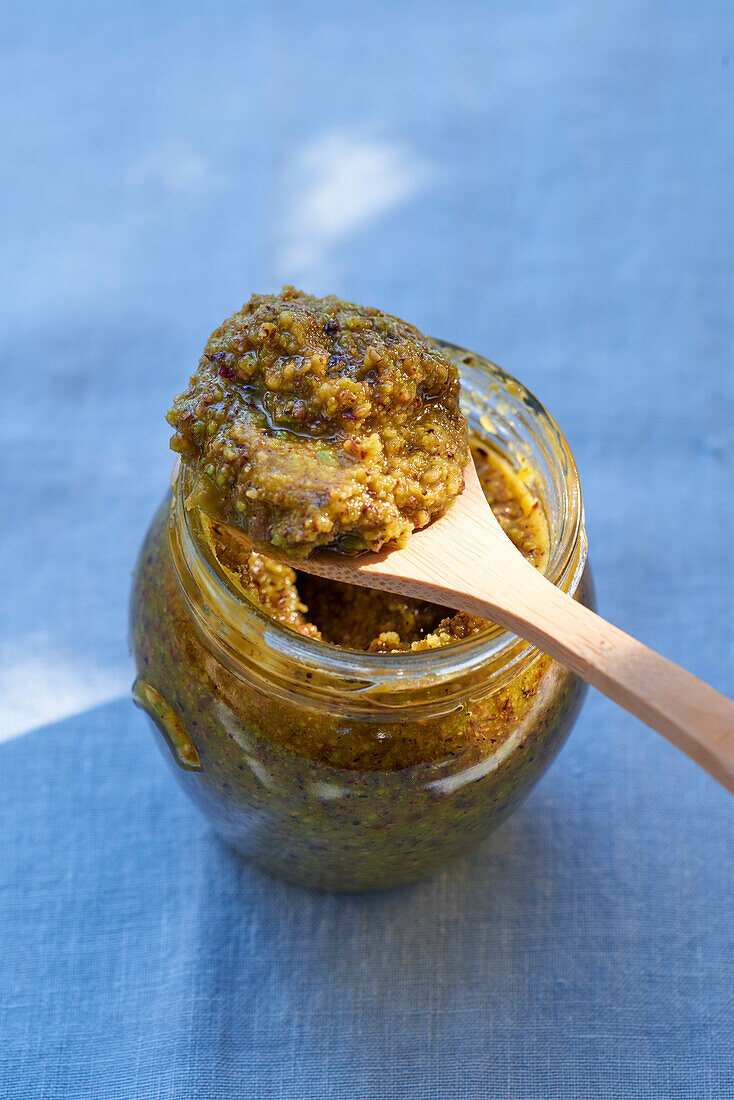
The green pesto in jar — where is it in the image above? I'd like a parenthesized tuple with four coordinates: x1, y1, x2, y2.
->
(131, 309, 591, 890)
(167, 289, 468, 557)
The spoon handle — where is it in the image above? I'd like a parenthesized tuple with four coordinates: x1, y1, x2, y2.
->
(448, 549, 734, 793)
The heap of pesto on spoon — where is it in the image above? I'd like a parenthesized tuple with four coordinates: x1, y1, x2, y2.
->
(167, 288, 469, 558)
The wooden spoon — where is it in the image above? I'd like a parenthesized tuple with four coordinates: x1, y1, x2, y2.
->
(213, 458, 734, 793)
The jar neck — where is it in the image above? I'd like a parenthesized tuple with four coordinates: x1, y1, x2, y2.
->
(167, 344, 587, 719)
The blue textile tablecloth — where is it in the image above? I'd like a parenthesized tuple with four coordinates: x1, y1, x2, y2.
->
(1, 2, 732, 1097)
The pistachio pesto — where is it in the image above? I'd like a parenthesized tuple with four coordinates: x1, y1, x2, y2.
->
(208, 445, 548, 655)
(131, 326, 591, 889)
(167, 289, 468, 557)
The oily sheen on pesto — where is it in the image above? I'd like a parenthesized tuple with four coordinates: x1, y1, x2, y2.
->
(167, 289, 468, 557)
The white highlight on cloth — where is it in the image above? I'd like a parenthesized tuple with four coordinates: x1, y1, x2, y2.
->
(127, 140, 219, 195)
(278, 130, 430, 279)
(0, 654, 127, 743)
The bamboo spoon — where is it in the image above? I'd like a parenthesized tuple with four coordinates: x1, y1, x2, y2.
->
(212, 458, 734, 793)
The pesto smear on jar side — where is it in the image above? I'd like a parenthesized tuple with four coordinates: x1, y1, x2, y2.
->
(167, 289, 469, 557)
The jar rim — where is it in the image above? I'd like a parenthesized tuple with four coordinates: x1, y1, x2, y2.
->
(169, 341, 587, 710)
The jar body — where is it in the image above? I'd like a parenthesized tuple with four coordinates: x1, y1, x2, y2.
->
(130, 497, 592, 892)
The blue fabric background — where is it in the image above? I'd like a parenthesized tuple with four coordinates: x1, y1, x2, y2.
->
(1, 1, 732, 1096)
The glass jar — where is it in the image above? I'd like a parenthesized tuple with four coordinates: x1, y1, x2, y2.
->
(130, 343, 592, 891)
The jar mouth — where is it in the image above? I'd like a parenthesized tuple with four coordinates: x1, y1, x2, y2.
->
(170, 341, 587, 711)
